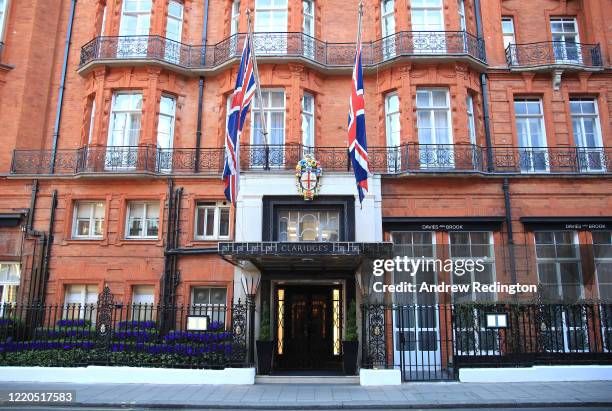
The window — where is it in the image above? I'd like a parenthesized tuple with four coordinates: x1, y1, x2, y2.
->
(457, 0, 466, 31)
(0, 263, 20, 307)
(164, 1, 183, 62)
(118, 0, 152, 58)
(231, 1, 240, 35)
(514, 98, 548, 172)
(551, 17, 581, 63)
(195, 202, 230, 240)
(278, 210, 339, 242)
(593, 231, 612, 301)
(385, 93, 401, 171)
(571, 98, 604, 172)
(252, 90, 285, 166)
(416, 89, 453, 168)
(502, 17, 515, 49)
(126, 201, 160, 239)
(254, 0, 287, 32)
(107, 93, 142, 170)
(191, 287, 227, 322)
(535, 231, 587, 352)
(381, 0, 396, 58)
(302, 0, 315, 58)
(131, 285, 155, 321)
(466, 94, 476, 145)
(100, 3, 107, 36)
(64, 285, 98, 320)
(0, 0, 8, 41)
(302, 92, 315, 153)
(87, 98, 96, 145)
(411, 0, 443, 31)
(450, 232, 496, 303)
(73, 202, 105, 239)
(157, 95, 176, 172)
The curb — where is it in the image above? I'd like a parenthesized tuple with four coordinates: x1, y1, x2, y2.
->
(6, 401, 612, 409)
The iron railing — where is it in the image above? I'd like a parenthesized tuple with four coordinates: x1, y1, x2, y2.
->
(506, 41, 603, 68)
(362, 303, 612, 381)
(0, 300, 251, 369)
(79, 31, 486, 70)
(10, 144, 612, 175)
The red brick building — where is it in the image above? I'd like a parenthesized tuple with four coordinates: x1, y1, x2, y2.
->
(0, 0, 610, 378)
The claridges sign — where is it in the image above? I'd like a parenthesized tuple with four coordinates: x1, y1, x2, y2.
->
(218, 242, 393, 256)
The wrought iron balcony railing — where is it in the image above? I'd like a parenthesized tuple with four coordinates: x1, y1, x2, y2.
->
(10, 145, 611, 176)
(505, 41, 603, 69)
(79, 31, 486, 71)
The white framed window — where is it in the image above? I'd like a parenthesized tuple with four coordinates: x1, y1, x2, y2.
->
(571, 98, 604, 172)
(385, 92, 401, 171)
(125, 201, 160, 239)
(411, 0, 444, 31)
(100, 3, 107, 36)
(252, 89, 285, 166)
(64, 284, 98, 320)
(157, 95, 176, 150)
(119, 0, 152, 36)
(302, 0, 315, 58)
(166, 0, 183, 42)
(0, 0, 9, 41)
(457, 0, 466, 31)
(107, 92, 142, 170)
(195, 202, 230, 240)
(88, 99, 96, 145)
(466, 94, 476, 145)
(231, 0, 241, 35)
(416, 88, 453, 168)
(191, 287, 227, 321)
(131, 285, 155, 320)
(593, 231, 612, 301)
(301, 92, 315, 152)
(502, 17, 516, 50)
(73, 202, 105, 239)
(514, 98, 548, 172)
(551, 17, 581, 63)
(381, 0, 396, 58)
(449, 232, 496, 302)
(254, 0, 287, 32)
(0, 263, 20, 307)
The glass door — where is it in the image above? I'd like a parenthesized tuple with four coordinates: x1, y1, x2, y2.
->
(106, 93, 142, 170)
(551, 18, 581, 63)
(571, 99, 605, 172)
(417, 89, 453, 168)
(411, 0, 445, 54)
(157, 96, 176, 173)
(164, 0, 184, 63)
(515, 99, 549, 172)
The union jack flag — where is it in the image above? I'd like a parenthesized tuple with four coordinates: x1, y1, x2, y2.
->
(223, 35, 257, 203)
(348, 38, 370, 204)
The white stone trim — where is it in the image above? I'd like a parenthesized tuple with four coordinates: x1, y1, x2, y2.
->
(0, 366, 256, 385)
(359, 368, 401, 385)
(460, 365, 612, 383)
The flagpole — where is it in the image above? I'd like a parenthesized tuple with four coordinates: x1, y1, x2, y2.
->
(246, 9, 269, 153)
(356, 0, 364, 46)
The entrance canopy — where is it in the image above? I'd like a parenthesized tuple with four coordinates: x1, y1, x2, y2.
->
(218, 242, 393, 272)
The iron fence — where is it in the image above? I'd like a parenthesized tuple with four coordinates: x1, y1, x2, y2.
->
(11, 144, 612, 176)
(506, 41, 603, 68)
(0, 296, 251, 369)
(361, 303, 612, 381)
(79, 31, 486, 70)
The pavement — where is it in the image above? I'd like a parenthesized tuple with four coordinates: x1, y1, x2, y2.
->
(0, 381, 611, 409)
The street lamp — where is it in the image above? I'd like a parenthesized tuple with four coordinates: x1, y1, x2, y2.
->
(241, 273, 260, 365)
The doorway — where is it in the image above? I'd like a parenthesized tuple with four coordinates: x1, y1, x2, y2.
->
(274, 285, 342, 371)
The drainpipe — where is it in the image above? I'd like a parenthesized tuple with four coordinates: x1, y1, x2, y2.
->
(195, 0, 210, 172)
(39, 190, 58, 305)
(502, 179, 517, 285)
(473, 0, 494, 172)
(50, 0, 77, 174)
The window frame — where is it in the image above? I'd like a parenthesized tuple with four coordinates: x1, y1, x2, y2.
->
(254, 0, 288, 33)
(125, 201, 160, 240)
(72, 201, 105, 240)
(108, 92, 143, 148)
(381, 0, 395, 37)
(119, 0, 152, 36)
(194, 201, 230, 240)
(411, 0, 444, 31)
(593, 231, 612, 301)
(303, 0, 314, 36)
(501, 17, 516, 49)
(416, 88, 453, 145)
(0, 262, 20, 306)
(250, 89, 286, 146)
(166, 0, 184, 42)
(466, 94, 476, 145)
(457, 0, 466, 31)
(449, 231, 496, 302)
(231, 0, 241, 35)
(301, 91, 315, 149)
(570, 98, 603, 148)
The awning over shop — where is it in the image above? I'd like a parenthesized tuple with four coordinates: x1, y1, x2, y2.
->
(218, 242, 393, 272)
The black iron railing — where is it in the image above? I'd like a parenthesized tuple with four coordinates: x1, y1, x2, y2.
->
(362, 303, 612, 381)
(10, 144, 612, 175)
(79, 31, 486, 70)
(0, 300, 251, 368)
(506, 41, 603, 68)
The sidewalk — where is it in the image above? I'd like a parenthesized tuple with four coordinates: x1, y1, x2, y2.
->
(0, 380, 611, 409)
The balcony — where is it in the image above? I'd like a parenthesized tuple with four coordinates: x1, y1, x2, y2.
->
(506, 41, 603, 70)
(10, 145, 611, 176)
(78, 31, 486, 75)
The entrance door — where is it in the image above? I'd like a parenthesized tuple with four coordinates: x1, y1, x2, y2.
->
(275, 286, 342, 371)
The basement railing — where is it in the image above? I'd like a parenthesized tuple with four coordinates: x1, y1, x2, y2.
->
(79, 31, 487, 71)
(10, 144, 612, 176)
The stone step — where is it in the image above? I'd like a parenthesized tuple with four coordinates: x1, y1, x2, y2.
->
(255, 375, 360, 385)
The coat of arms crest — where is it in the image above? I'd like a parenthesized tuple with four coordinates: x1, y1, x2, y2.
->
(295, 155, 322, 200)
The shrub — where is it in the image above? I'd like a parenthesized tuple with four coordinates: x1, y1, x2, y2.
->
(344, 300, 358, 341)
(259, 303, 271, 341)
